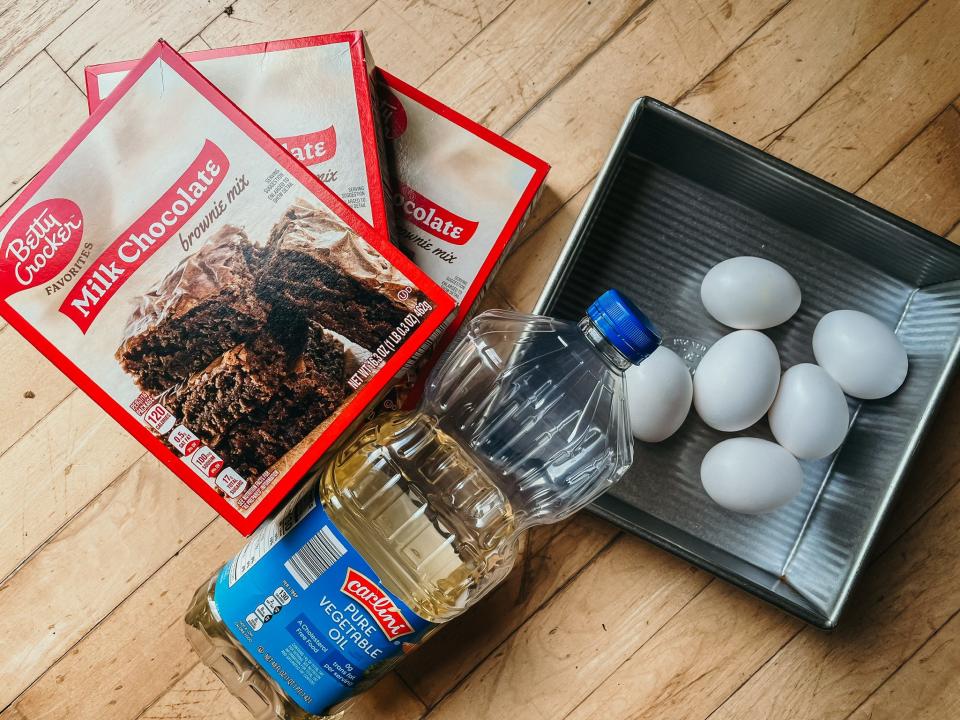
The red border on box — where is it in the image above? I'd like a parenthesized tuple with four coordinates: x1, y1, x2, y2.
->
(4, 40, 455, 535)
(376, 70, 550, 398)
(85, 32, 392, 247)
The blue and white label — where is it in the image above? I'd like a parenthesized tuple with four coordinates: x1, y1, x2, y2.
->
(214, 485, 433, 714)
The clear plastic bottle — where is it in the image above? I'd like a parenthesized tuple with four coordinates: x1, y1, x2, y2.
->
(185, 290, 660, 719)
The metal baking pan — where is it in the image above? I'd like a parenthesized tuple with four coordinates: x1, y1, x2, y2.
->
(535, 97, 960, 628)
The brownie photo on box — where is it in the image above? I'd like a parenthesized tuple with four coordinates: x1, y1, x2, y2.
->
(116, 199, 422, 487)
(258, 201, 421, 349)
(116, 226, 267, 394)
(166, 310, 346, 479)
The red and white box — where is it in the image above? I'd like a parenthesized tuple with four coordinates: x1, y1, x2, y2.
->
(375, 71, 549, 401)
(2, 41, 453, 534)
(85, 34, 550, 405)
(87, 32, 394, 246)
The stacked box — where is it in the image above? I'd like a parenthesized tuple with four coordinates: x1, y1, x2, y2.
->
(86, 33, 550, 407)
(0, 41, 453, 534)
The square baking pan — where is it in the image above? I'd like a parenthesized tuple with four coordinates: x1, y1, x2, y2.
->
(535, 97, 960, 628)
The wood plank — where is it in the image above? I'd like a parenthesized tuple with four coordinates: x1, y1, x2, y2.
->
(200, 0, 374, 47)
(948, 223, 960, 243)
(565, 581, 801, 720)
(845, 609, 960, 720)
(503, 0, 787, 239)
(0, 0, 98, 88)
(139, 664, 424, 720)
(0, 331, 76, 457)
(768, 0, 960, 191)
(858, 107, 960, 235)
(0, 328, 74, 456)
(0, 51, 86, 202)
(426, 536, 709, 720)
(496, 183, 593, 311)
(397, 513, 618, 706)
(356, 0, 513, 87)
(0, 391, 145, 581)
(1, 519, 238, 720)
(0, 457, 215, 709)
(419, 0, 648, 127)
(676, 0, 923, 146)
(46, 0, 233, 87)
(707, 480, 960, 720)
(139, 663, 258, 720)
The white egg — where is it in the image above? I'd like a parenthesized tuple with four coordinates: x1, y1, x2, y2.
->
(700, 437, 804, 514)
(701, 256, 801, 329)
(812, 310, 908, 399)
(626, 347, 693, 442)
(693, 330, 781, 431)
(768, 364, 849, 459)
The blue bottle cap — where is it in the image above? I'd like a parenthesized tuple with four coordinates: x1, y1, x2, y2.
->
(587, 290, 660, 364)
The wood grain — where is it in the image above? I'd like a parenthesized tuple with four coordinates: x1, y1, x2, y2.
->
(0, 391, 145, 581)
(0, 458, 214, 709)
(47, 0, 232, 86)
(676, 0, 924, 145)
(1, 519, 238, 720)
(565, 581, 801, 720)
(0, 0, 98, 88)
(398, 513, 618, 706)
(708, 479, 960, 720)
(356, 0, 513, 87)
(426, 536, 709, 720)
(419, 0, 648, 127)
(845, 609, 960, 720)
(0, 51, 86, 202)
(768, 0, 960, 190)
(200, 0, 373, 48)
(0, 331, 75, 457)
(503, 0, 787, 237)
(859, 106, 960, 235)
(140, 666, 425, 720)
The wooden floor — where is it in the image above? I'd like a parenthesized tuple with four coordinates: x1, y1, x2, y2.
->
(2, 0, 960, 718)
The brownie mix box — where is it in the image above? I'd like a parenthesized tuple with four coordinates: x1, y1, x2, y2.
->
(86, 33, 394, 245)
(85, 35, 550, 406)
(1, 41, 453, 534)
(375, 70, 549, 400)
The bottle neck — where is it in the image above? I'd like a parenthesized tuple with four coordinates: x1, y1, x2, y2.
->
(578, 316, 632, 371)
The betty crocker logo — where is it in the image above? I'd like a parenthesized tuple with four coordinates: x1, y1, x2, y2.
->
(340, 568, 416, 640)
(394, 183, 478, 245)
(0, 199, 83, 299)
